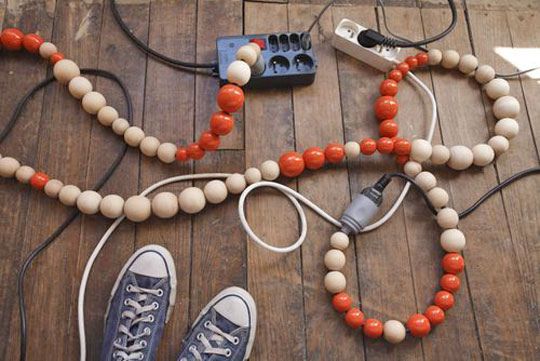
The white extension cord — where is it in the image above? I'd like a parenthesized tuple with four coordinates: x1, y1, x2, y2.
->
(77, 70, 436, 360)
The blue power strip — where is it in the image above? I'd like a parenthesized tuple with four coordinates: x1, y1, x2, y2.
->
(216, 32, 317, 89)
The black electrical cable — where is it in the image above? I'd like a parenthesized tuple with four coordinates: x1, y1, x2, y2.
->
(384, 166, 540, 220)
(6, 69, 133, 361)
(110, 0, 217, 71)
(306, 0, 335, 33)
(496, 66, 540, 79)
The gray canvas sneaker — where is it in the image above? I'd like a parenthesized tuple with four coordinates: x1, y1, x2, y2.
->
(101, 245, 177, 361)
(177, 287, 257, 361)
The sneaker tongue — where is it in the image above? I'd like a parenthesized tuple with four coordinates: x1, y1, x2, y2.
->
(212, 309, 241, 334)
(132, 272, 163, 289)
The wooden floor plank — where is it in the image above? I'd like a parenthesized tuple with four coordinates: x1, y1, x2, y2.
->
(466, 9, 539, 359)
(244, 2, 307, 360)
(288, 3, 364, 360)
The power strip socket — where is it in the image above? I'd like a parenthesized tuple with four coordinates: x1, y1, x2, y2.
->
(332, 19, 400, 72)
(216, 32, 317, 89)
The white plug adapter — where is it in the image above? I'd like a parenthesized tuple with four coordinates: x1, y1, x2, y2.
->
(332, 19, 400, 72)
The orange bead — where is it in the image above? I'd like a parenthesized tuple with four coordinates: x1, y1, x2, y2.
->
(363, 318, 383, 338)
(360, 138, 377, 155)
(440, 274, 461, 293)
(332, 292, 352, 313)
(376, 137, 394, 154)
(424, 305, 445, 325)
(217, 84, 244, 113)
(175, 147, 188, 161)
(406, 313, 431, 337)
(49, 52, 65, 65)
(379, 119, 398, 138)
(22, 33, 44, 53)
(345, 308, 365, 329)
(396, 154, 409, 166)
(303, 147, 325, 170)
(198, 131, 220, 151)
(388, 69, 403, 83)
(434, 290, 455, 310)
(405, 56, 418, 70)
(374, 96, 398, 120)
(379, 79, 398, 96)
(416, 52, 429, 66)
(186, 143, 205, 160)
(1, 28, 24, 51)
(279, 151, 305, 178)
(442, 253, 465, 274)
(324, 143, 345, 164)
(396, 62, 410, 75)
(209, 111, 234, 136)
(29, 172, 49, 190)
(394, 138, 411, 155)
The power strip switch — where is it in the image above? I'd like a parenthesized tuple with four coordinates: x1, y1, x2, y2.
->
(216, 32, 317, 89)
(332, 19, 400, 72)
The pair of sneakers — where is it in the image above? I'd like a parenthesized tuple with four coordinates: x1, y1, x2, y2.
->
(100, 245, 256, 361)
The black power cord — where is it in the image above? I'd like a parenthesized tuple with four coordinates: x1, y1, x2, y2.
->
(5, 69, 133, 361)
(110, 0, 217, 71)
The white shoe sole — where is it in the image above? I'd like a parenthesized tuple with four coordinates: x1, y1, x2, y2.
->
(191, 286, 257, 360)
(105, 244, 177, 324)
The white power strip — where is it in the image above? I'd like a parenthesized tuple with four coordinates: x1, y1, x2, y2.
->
(332, 18, 400, 72)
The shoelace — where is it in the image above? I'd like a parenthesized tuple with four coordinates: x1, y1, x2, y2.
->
(112, 285, 163, 361)
(181, 321, 239, 361)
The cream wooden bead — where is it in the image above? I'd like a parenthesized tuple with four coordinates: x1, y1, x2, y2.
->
(427, 49, 442, 66)
(236, 45, 258, 66)
(157, 143, 177, 164)
(494, 118, 519, 139)
(324, 271, 346, 294)
(441, 50, 460, 69)
(124, 126, 145, 147)
(124, 195, 152, 222)
(415, 171, 437, 191)
(44, 179, 63, 198)
(472, 143, 495, 166)
(112, 118, 130, 136)
(99, 194, 125, 219)
(226, 173, 247, 194)
(0, 157, 21, 177)
(203, 180, 228, 204)
(68, 76, 93, 99)
(458, 54, 478, 74)
(430, 144, 451, 165)
(97, 106, 119, 127)
(403, 161, 422, 177)
(244, 167, 262, 185)
(247, 42, 262, 57)
(178, 187, 206, 214)
(488, 135, 510, 156)
(58, 185, 81, 206)
(447, 145, 473, 170)
(140, 136, 161, 157)
(427, 187, 449, 209)
(437, 208, 459, 229)
(53, 59, 80, 84)
(474, 65, 495, 84)
(440, 228, 466, 252)
(484, 78, 510, 100)
(324, 250, 346, 271)
(330, 232, 349, 250)
(227, 60, 251, 86)
(344, 141, 360, 158)
(82, 91, 107, 114)
(39, 42, 57, 58)
(260, 160, 280, 180)
(493, 95, 520, 119)
(410, 139, 432, 162)
(151, 192, 179, 219)
(77, 190, 102, 215)
(15, 166, 35, 183)
(383, 320, 406, 344)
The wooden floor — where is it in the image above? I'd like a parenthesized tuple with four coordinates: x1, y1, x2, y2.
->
(1, 0, 539, 360)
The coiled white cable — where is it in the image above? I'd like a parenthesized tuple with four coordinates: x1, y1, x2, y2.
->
(78, 70, 436, 360)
